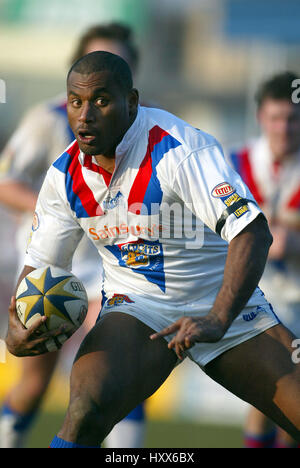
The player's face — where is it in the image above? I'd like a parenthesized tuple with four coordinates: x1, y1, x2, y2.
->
(67, 70, 138, 157)
(257, 98, 300, 161)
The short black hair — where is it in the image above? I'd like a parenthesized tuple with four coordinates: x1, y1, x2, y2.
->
(255, 71, 299, 108)
(70, 22, 139, 72)
(67, 51, 133, 94)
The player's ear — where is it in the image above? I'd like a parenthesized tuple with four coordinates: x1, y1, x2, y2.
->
(128, 88, 139, 117)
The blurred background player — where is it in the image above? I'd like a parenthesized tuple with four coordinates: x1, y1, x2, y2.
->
(228, 71, 300, 448)
(0, 22, 145, 449)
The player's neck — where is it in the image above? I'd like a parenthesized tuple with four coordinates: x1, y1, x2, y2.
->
(94, 154, 115, 174)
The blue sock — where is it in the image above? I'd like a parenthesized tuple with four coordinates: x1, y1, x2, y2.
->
(1, 402, 37, 432)
(49, 436, 99, 448)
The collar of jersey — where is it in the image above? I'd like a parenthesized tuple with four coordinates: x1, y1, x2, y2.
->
(114, 105, 145, 161)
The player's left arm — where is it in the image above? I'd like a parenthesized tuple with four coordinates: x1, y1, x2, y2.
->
(151, 214, 272, 359)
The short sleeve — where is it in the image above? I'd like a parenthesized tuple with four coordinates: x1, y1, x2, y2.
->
(24, 166, 84, 271)
(172, 143, 263, 243)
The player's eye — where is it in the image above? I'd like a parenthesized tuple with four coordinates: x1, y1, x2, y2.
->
(72, 99, 81, 108)
(95, 97, 108, 107)
(69, 98, 81, 108)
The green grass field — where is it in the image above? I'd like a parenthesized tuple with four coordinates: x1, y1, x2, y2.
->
(26, 411, 244, 448)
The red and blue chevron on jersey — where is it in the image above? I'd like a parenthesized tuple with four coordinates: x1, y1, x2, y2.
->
(53, 141, 104, 217)
(128, 125, 181, 215)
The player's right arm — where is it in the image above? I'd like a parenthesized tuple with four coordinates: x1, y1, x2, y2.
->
(5, 162, 84, 357)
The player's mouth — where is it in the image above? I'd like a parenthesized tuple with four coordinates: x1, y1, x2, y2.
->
(77, 129, 97, 145)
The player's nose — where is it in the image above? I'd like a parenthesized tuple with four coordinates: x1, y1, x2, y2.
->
(78, 102, 95, 123)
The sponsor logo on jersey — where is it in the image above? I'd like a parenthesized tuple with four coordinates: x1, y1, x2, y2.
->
(102, 191, 124, 211)
(121, 243, 160, 269)
(32, 212, 40, 231)
(242, 305, 265, 322)
(27, 212, 40, 252)
(105, 239, 166, 292)
(212, 182, 249, 220)
(106, 294, 135, 308)
(212, 182, 234, 198)
(89, 223, 163, 241)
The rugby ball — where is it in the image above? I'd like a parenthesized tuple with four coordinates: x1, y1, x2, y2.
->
(16, 266, 88, 352)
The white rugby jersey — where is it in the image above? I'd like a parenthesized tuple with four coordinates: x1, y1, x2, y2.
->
(25, 106, 265, 306)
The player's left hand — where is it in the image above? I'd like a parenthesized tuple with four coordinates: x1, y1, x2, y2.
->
(150, 315, 227, 360)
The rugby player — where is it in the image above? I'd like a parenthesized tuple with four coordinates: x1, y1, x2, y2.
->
(5, 52, 300, 448)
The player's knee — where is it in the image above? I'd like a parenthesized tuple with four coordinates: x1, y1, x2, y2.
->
(68, 394, 106, 440)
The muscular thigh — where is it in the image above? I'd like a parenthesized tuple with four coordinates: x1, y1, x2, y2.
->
(205, 324, 300, 439)
(71, 311, 177, 423)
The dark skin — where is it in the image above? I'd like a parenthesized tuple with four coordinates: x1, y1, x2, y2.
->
(67, 69, 139, 172)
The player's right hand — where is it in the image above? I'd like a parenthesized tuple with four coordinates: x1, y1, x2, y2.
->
(150, 314, 227, 360)
(5, 296, 70, 357)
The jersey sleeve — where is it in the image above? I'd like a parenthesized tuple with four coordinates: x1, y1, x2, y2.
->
(24, 166, 84, 271)
(172, 142, 263, 243)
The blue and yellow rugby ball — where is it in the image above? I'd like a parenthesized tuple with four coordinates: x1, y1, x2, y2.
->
(16, 266, 88, 352)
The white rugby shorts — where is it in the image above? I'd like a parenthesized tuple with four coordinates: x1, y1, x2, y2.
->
(98, 293, 280, 369)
